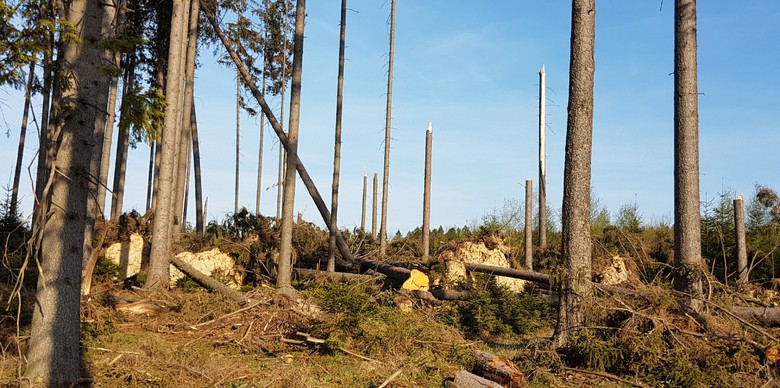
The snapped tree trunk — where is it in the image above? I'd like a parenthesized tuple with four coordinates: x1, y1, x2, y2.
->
(672, 0, 704, 309)
(422, 123, 433, 260)
(379, 0, 397, 256)
(361, 174, 367, 232)
(328, 0, 348, 272)
(25, 0, 111, 383)
(734, 195, 748, 284)
(524, 179, 533, 270)
(553, 0, 596, 349)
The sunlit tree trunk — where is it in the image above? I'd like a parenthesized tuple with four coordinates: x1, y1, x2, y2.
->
(192, 98, 205, 234)
(538, 64, 548, 249)
(422, 123, 432, 260)
(277, 0, 306, 291)
(672, 0, 704, 310)
(110, 60, 135, 221)
(328, 0, 347, 272)
(553, 0, 595, 348)
(379, 0, 396, 256)
(25, 0, 111, 383)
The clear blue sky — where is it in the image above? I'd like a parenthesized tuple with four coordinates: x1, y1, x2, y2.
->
(1, 1, 779, 234)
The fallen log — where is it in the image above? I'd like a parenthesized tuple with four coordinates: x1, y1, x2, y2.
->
(729, 306, 780, 327)
(293, 268, 385, 283)
(170, 256, 249, 305)
(447, 370, 503, 388)
(360, 260, 412, 280)
(465, 263, 551, 286)
(471, 350, 527, 387)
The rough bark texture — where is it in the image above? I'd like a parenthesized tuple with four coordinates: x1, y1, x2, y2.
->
(553, 0, 595, 348)
(147, 0, 189, 291)
(277, 0, 306, 291)
(524, 179, 533, 270)
(672, 0, 704, 308)
(328, 0, 347, 272)
(379, 0, 396, 256)
(422, 124, 433, 260)
(449, 370, 503, 388)
(734, 197, 748, 283)
(25, 0, 110, 383)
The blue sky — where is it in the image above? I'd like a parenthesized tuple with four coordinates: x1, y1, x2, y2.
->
(1, 1, 779, 234)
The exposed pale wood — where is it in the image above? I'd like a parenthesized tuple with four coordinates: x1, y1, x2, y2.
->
(449, 370, 502, 388)
(170, 256, 249, 305)
(378, 369, 403, 388)
(471, 350, 526, 387)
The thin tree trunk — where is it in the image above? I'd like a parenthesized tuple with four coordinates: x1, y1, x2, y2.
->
(525, 179, 533, 270)
(276, 1, 289, 221)
(182, 138, 191, 228)
(235, 68, 241, 215)
(110, 61, 135, 221)
(191, 99, 205, 234)
(372, 172, 378, 238)
(256, 80, 266, 215)
(147, 0, 190, 291)
(361, 173, 367, 232)
(672, 0, 704, 309)
(422, 123, 432, 260)
(735, 195, 748, 284)
(328, 0, 348, 272)
(538, 64, 548, 249)
(145, 140, 154, 212)
(379, 0, 397, 256)
(26, 0, 110, 383)
(11, 62, 35, 216)
(553, 0, 595, 348)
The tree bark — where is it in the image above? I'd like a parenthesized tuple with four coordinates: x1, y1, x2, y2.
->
(171, 256, 249, 305)
(328, 0, 348, 272)
(110, 60, 135, 222)
(235, 68, 241, 215)
(450, 370, 503, 388)
(276, 0, 306, 291)
(553, 0, 595, 348)
(524, 179, 533, 270)
(11, 62, 35, 216)
(422, 123, 433, 260)
(191, 99, 205, 234)
(471, 350, 527, 388)
(672, 0, 704, 309)
(538, 65, 547, 250)
(379, 0, 397, 256)
(465, 263, 552, 286)
(372, 172, 378, 237)
(735, 196, 748, 284)
(147, 0, 190, 291)
(361, 174, 367, 232)
(294, 268, 383, 283)
(25, 0, 111, 383)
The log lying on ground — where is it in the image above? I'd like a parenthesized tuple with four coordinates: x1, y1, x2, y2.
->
(293, 268, 385, 283)
(360, 260, 412, 280)
(729, 306, 780, 327)
(471, 350, 527, 387)
(465, 263, 551, 286)
(170, 256, 249, 305)
(447, 370, 503, 388)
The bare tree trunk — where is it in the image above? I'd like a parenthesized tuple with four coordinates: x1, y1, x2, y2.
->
(553, 0, 595, 348)
(361, 173, 367, 232)
(379, 0, 396, 256)
(672, 0, 704, 310)
(145, 140, 154, 211)
(191, 99, 205, 234)
(173, 0, 199, 232)
(538, 65, 548, 249)
(372, 172, 378, 237)
(26, 0, 110, 383)
(256, 82, 266, 215)
(235, 69, 241, 215)
(111, 61, 136, 221)
(328, 0, 348, 272)
(735, 195, 748, 284)
(277, 0, 306, 291)
(11, 62, 35, 216)
(276, 1, 289, 221)
(422, 122, 432, 260)
(525, 179, 533, 270)
(147, 0, 190, 291)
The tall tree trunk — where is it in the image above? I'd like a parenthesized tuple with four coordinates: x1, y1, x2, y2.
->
(379, 0, 396, 256)
(256, 83, 266, 215)
(538, 64, 548, 249)
(147, 0, 190, 291)
(173, 0, 199, 232)
(361, 173, 367, 232)
(372, 172, 378, 238)
(235, 69, 241, 214)
(422, 122, 432, 260)
(734, 195, 748, 284)
(553, 0, 595, 348)
(11, 62, 35, 216)
(328, 0, 347, 272)
(110, 61, 135, 221)
(277, 0, 306, 291)
(672, 0, 704, 309)
(525, 179, 533, 270)
(191, 99, 205, 234)
(25, 0, 111, 383)
(145, 140, 155, 211)
(276, 2, 289, 221)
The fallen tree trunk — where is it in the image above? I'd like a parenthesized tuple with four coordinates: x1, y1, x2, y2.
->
(360, 260, 411, 280)
(465, 263, 551, 286)
(294, 268, 385, 283)
(448, 370, 502, 388)
(170, 256, 249, 305)
(471, 350, 527, 387)
(729, 306, 780, 327)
